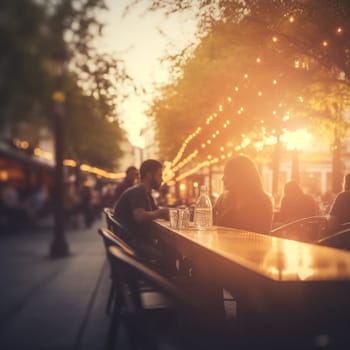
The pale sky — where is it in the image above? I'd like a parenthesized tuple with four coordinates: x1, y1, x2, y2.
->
(95, 0, 198, 147)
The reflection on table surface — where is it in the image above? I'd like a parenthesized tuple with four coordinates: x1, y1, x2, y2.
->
(155, 220, 350, 282)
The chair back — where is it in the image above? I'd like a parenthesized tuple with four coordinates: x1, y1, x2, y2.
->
(317, 227, 350, 251)
(103, 207, 114, 226)
(271, 215, 329, 242)
(98, 227, 137, 258)
(108, 246, 212, 324)
(103, 207, 130, 240)
(98, 227, 143, 312)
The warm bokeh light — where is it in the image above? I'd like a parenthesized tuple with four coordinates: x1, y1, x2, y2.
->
(149, 18, 348, 186)
(0, 170, 9, 181)
(262, 239, 314, 280)
(281, 128, 313, 151)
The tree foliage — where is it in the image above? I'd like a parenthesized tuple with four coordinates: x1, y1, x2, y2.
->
(140, 0, 350, 168)
(0, 0, 132, 170)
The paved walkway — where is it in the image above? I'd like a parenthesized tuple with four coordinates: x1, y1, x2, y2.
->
(0, 217, 119, 350)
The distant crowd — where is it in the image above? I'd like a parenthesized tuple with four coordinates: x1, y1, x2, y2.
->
(1, 158, 350, 239)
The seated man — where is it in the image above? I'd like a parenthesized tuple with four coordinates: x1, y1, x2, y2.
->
(113, 159, 169, 262)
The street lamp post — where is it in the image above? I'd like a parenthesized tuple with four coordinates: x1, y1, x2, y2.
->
(50, 52, 69, 258)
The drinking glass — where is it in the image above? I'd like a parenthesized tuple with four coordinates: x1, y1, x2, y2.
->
(169, 208, 179, 228)
(178, 207, 190, 228)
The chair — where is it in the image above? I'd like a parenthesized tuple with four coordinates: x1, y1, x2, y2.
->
(107, 245, 224, 350)
(98, 227, 175, 350)
(317, 226, 350, 251)
(103, 207, 130, 241)
(270, 215, 329, 242)
(103, 207, 186, 277)
(98, 227, 137, 316)
(103, 207, 114, 228)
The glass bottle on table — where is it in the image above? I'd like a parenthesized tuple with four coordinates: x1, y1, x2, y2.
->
(193, 185, 213, 229)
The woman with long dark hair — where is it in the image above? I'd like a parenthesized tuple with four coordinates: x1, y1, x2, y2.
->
(213, 154, 273, 234)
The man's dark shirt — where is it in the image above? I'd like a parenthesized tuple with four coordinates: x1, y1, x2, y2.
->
(113, 184, 157, 244)
(329, 191, 350, 231)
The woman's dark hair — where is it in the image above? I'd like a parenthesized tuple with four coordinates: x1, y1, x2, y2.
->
(139, 159, 162, 179)
(224, 154, 263, 193)
(284, 180, 303, 196)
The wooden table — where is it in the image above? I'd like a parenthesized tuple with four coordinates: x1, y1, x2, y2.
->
(151, 220, 350, 342)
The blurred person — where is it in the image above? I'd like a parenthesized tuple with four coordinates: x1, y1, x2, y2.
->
(2, 181, 19, 207)
(213, 154, 273, 234)
(101, 182, 116, 209)
(27, 184, 50, 221)
(279, 180, 319, 224)
(91, 185, 102, 219)
(157, 183, 169, 206)
(328, 173, 350, 233)
(113, 166, 139, 204)
(1, 180, 32, 231)
(320, 190, 336, 214)
(113, 159, 169, 260)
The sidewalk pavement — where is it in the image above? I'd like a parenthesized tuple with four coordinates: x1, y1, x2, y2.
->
(0, 217, 119, 350)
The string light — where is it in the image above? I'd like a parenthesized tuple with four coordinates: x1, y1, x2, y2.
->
(10, 138, 124, 179)
(163, 23, 344, 183)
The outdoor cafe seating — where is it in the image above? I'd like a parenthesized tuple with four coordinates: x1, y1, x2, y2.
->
(98, 208, 350, 349)
(98, 227, 228, 350)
